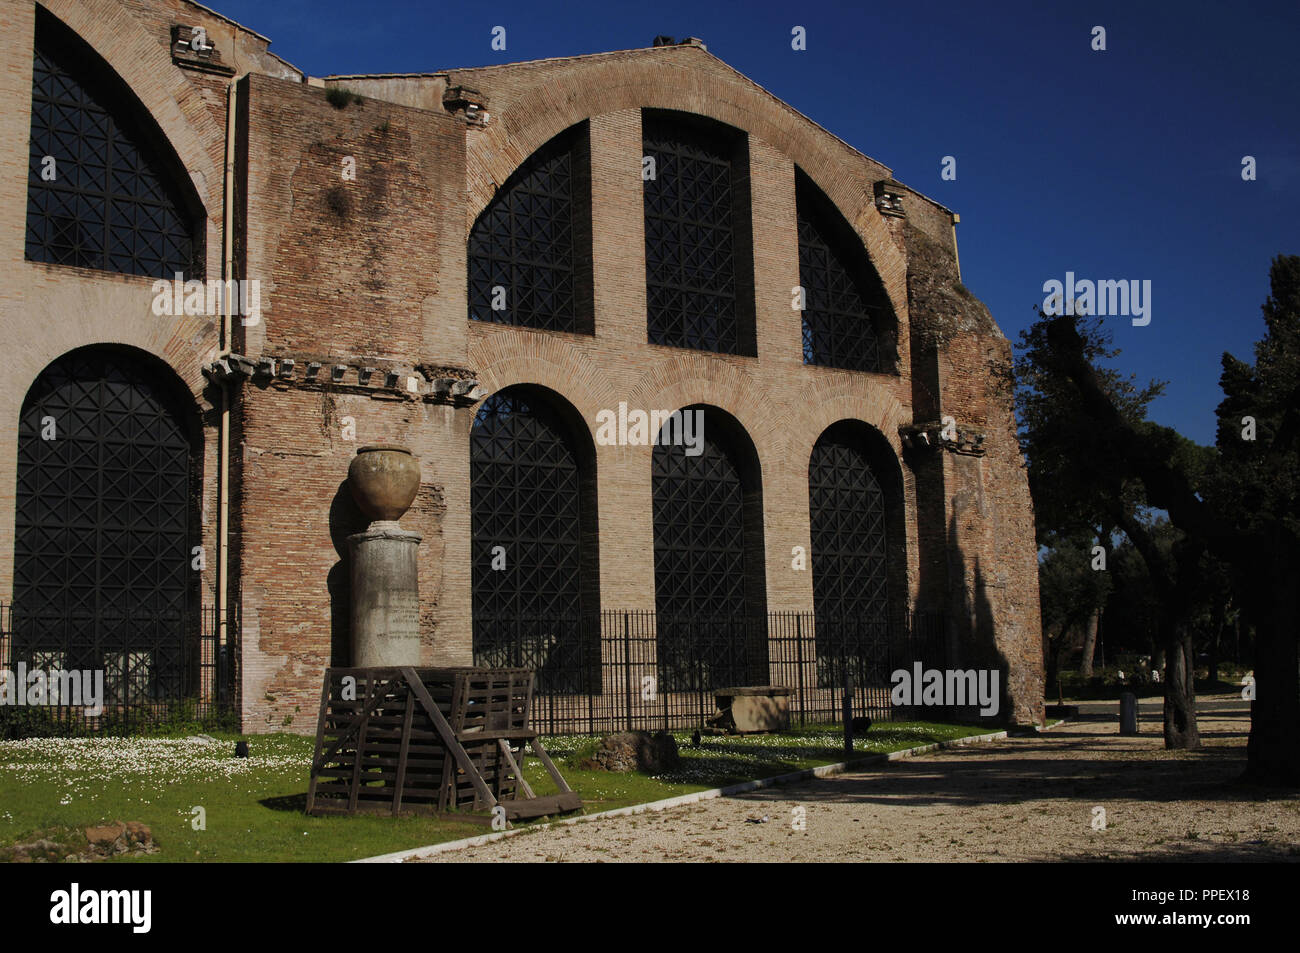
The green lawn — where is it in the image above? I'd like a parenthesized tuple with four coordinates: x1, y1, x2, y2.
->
(0, 721, 989, 862)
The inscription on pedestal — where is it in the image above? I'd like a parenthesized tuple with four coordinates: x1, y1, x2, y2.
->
(348, 527, 423, 667)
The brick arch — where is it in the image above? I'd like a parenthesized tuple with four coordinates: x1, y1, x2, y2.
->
(13, 293, 216, 407)
(786, 384, 910, 472)
(460, 48, 906, 311)
(21, 340, 202, 426)
(624, 354, 788, 470)
(36, 0, 224, 230)
(468, 334, 619, 437)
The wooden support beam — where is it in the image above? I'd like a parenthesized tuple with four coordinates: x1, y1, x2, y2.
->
(401, 667, 497, 809)
(498, 739, 536, 800)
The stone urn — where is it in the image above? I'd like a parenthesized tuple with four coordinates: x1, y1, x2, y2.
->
(346, 445, 423, 667)
(347, 444, 420, 525)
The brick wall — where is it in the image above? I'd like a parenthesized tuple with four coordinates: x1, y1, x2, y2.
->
(0, 1, 1045, 732)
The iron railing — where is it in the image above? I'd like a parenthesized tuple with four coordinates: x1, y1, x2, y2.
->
(0, 601, 237, 735)
(477, 608, 952, 736)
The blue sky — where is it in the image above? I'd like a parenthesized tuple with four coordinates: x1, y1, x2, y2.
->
(212, 0, 1300, 446)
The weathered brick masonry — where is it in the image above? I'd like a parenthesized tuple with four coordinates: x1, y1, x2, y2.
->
(0, 0, 1043, 731)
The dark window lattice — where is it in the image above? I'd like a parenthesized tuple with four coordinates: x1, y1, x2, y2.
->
(809, 432, 892, 686)
(25, 21, 198, 278)
(652, 427, 752, 689)
(643, 119, 740, 353)
(468, 130, 580, 332)
(470, 390, 589, 690)
(798, 183, 886, 372)
(13, 349, 197, 701)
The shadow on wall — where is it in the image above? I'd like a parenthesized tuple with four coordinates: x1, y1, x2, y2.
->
(328, 480, 368, 667)
(947, 510, 1012, 723)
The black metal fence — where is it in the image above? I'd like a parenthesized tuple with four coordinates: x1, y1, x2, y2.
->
(0, 601, 237, 735)
(1, 599, 951, 737)
(478, 609, 952, 736)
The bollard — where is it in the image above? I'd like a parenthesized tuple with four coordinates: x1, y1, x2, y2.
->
(843, 670, 855, 756)
(1119, 691, 1139, 735)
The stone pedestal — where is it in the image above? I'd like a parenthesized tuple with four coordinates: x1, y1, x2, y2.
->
(348, 521, 422, 667)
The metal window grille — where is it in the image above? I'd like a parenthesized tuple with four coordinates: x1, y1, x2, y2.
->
(470, 390, 590, 692)
(809, 432, 893, 687)
(797, 177, 887, 371)
(468, 128, 582, 332)
(652, 429, 754, 690)
(25, 18, 198, 278)
(643, 116, 740, 353)
(12, 349, 199, 704)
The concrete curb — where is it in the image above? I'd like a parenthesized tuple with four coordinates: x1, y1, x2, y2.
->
(353, 728, 1010, 863)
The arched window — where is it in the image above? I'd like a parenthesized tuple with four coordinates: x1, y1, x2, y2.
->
(643, 110, 755, 355)
(468, 124, 593, 333)
(808, 421, 902, 687)
(13, 346, 201, 704)
(25, 10, 202, 278)
(470, 386, 599, 691)
(652, 407, 766, 689)
(796, 170, 894, 372)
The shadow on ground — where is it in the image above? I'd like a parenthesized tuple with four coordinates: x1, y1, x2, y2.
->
(726, 709, 1297, 812)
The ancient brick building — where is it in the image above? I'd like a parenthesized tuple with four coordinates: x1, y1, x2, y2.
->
(0, 0, 1044, 733)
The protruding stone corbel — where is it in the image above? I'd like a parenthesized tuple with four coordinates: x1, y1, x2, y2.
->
(170, 25, 235, 76)
(874, 178, 907, 218)
(900, 419, 986, 456)
(442, 85, 489, 126)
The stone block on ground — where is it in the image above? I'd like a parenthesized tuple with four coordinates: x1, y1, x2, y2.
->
(588, 731, 680, 773)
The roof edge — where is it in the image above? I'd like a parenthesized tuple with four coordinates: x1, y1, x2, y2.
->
(181, 0, 272, 43)
(314, 43, 960, 219)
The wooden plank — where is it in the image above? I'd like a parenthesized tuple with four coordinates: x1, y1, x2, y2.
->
(305, 670, 335, 814)
(529, 738, 574, 794)
(436, 731, 454, 812)
(312, 672, 395, 773)
(503, 792, 582, 820)
(347, 678, 379, 812)
(520, 670, 535, 730)
(450, 671, 466, 734)
(392, 689, 415, 814)
(455, 728, 538, 741)
(401, 667, 497, 810)
(498, 739, 535, 800)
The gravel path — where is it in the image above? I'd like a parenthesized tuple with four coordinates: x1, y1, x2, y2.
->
(419, 696, 1300, 863)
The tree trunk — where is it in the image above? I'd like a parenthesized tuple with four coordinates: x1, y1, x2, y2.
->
(1163, 623, 1200, 749)
(1044, 623, 1062, 691)
(1079, 608, 1100, 678)
(1244, 561, 1300, 785)
(1209, 600, 1224, 686)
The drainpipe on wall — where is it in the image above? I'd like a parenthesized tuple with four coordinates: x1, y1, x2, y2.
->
(951, 210, 961, 280)
(217, 77, 237, 689)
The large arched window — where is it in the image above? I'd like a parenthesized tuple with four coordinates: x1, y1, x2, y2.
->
(643, 110, 755, 355)
(468, 124, 593, 333)
(796, 170, 894, 372)
(808, 421, 904, 687)
(470, 386, 599, 691)
(13, 346, 201, 704)
(652, 406, 766, 689)
(25, 10, 202, 278)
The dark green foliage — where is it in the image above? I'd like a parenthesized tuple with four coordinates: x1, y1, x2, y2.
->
(1205, 255, 1300, 784)
(0, 706, 79, 740)
(1015, 306, 1213, 749)
(1016, 255, 1300, 778)
(325, 86, 363, 109)
(1016, 312, 1165, 542)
